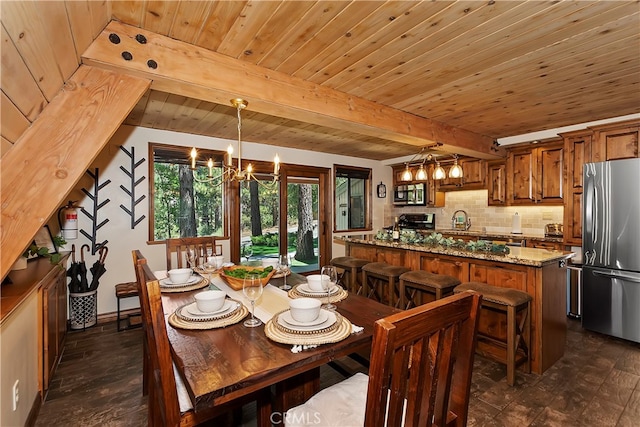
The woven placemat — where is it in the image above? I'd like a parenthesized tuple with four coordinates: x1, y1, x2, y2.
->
(264, 312, 352, 345)
(168, 304, 248, 330)
(160, 276, 209, 293)
(272, 310, 341, 336)
(175, 298, 243, 323)
(288, 284, 348, 303)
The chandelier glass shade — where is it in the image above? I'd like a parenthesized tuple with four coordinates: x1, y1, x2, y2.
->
(399, 144, 463, 182)
(190, 98, 280, 187)
(432, 162, 447, 180)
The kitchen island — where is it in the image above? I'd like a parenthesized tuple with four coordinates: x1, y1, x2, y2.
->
(339, 235, 574, 374)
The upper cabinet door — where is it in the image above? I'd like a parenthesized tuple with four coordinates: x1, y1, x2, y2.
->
(537, 142, 564, 204)
(591, 120, 640, 162)
(487, 160, 506, 206)
(507, 139, 564, 205)
(508, 148, 536, 204)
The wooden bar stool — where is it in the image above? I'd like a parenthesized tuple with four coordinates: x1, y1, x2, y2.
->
(115, 281, 141, 331)
(398, 270, 461, 309)
(454, 281, 532, 386)
(330, 256, 369, 294)
(362, 262, 410, 307)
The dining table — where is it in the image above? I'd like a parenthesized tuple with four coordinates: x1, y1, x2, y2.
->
(159, 269, 399, 425)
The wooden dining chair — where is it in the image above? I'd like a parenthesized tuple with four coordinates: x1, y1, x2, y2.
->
(285, 291, 482, 427)
(133, 250, 271, 426)
(165, 236, 222, 270)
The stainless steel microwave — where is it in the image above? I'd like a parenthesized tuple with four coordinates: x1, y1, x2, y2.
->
(393, 183, 426, 206)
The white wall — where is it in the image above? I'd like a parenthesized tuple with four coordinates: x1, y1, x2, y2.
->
(61, 125, 392, 315)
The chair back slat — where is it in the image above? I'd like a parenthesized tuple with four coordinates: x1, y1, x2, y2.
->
(365, 291, 481, 427)
(165, 236, 222, 269)
(134, 250, 182, 426)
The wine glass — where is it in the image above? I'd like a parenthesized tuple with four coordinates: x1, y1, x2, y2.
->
(186, 247, 197, 269)
(202, 259, 218, 286)
(278, 254, 291, 290)
(243, 273, 263, 327)
(320, 265, 337, 311)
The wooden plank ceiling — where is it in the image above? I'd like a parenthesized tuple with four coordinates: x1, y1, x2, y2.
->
(2, 0, 639, 160)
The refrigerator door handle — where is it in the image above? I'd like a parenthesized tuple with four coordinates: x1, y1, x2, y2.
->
(583, 167, 596, 264)
(591, 270, 640, 283)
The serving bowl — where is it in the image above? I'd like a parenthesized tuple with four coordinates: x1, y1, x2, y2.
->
(219, 265, 276, 290)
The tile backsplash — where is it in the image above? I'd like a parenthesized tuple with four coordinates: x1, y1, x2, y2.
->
(385, 189, 563, 237)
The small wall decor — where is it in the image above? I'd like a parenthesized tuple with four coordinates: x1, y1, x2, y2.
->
(377, 182, 386, 198)
(80, 168, 111, 254)
(118, 145, 147, 229)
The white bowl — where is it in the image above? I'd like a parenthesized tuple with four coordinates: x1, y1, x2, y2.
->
(306, 274, 330, 292)
(261, 258, 279, 269)
(207, 255, 225, 269)
(289, 298, 321, 323)
(168, 268, 192, 284)
(194, 290, 226, 313)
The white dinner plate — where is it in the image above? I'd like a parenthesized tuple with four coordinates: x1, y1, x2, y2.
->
(186, 299, 236, 316)
(180, 300, 240, 321)
(297, 283, 339, 295)
(280, 309, 330, 327)
(277, 310, 337, 331)
(160, 275, 201, 287)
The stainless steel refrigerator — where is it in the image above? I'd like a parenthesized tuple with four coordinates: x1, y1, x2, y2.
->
(582, 158, 640, 343)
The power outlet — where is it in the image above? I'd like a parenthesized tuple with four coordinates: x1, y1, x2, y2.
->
(542, 211, 553, 220)
(12, 380, 19, 411)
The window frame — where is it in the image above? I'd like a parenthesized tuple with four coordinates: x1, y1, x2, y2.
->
(148, 142, 227, 243)
(333, 164, 373, 233)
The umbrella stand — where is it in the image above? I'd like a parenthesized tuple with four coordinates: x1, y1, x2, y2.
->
(69, 244, 97, 330)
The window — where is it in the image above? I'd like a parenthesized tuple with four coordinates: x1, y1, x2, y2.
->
(149, 143, 225, 241)
(334, 165, 372, 232)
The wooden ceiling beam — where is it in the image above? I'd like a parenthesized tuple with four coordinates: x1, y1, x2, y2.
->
(82, 21, 503, 159)
(0, 65, 150, 278)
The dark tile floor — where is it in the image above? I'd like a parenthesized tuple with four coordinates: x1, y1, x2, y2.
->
(36, 319, 640, 426)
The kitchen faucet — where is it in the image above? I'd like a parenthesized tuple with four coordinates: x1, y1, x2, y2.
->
(452, 210, 471, 230)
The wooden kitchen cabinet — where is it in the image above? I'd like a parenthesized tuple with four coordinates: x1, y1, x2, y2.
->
(487, 160, 507, 206)
(391, 164, 444, 207)
(507, 139, 563, 205)
(527, 239, 564, 251)
(436, 157, 486, 191)
(591, 119, 639, 162)
(41, 264, 67, 391)
(561, 119, 639, 246)
(561, 130, 592, 245)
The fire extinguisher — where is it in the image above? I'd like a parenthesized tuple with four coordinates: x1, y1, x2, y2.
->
(58, 201, 80, 240)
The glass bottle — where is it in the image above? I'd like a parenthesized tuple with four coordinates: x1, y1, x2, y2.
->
(392, 216, 400, 241)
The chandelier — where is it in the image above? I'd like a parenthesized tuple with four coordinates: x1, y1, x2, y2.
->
(400, 146, 463, 182)
(190, 98, 280, 187)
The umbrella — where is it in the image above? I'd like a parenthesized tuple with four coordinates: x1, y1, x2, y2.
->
(67, 244, 82, 293)
(78, 244, 90, 293)
(89, 246, 108, 291)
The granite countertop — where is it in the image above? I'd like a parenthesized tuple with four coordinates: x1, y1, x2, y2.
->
(341, 235, 573, 267)
(433, 229, 564, 243)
